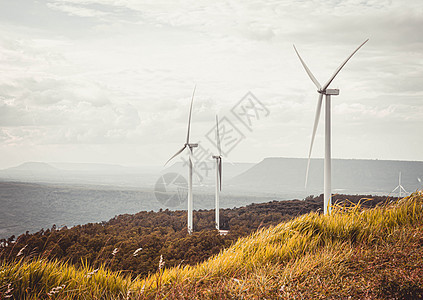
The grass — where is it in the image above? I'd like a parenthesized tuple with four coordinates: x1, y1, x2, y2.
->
(0, 259, 132, 299)
(1, 191, 422, 299)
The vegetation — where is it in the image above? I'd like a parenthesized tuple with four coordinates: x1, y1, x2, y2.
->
(1, 192, 422, 299)
(0, 194, 387, 277)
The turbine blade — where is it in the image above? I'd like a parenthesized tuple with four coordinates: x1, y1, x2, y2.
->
(189, 147, 203, 184)
(189, 147, 194, 166)
(391, 185, 400, 194)
(400, 185, 408, 194)
(164, 145, 186, 166)
(186, 85, 197, 144)
(293, 44, 322, 90)
(218, 157, 222, 191)
(188, 147, 195, 172)
(322, 39, 369, 91)
(216, 115, 222, 156)
(224, 156, 236, 166)
(305, 93, 323, 188)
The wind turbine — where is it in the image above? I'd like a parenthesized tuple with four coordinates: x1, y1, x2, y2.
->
(212, 115, 222, 231)
(294, 39, 368, 215)
(165, 86, 198, 234)
(391, 172, 408, 198)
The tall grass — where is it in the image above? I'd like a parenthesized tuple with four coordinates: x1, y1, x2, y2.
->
(0, 259, 132, 299)
(137, 192, 423, 294)
(1, 191, 422, 299)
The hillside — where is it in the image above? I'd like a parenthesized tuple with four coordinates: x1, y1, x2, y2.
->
(1, 194, 387, 276)
(1, 192, 422, 299)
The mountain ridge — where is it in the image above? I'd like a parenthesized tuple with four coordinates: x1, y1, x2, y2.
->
(230, 157, 423, 195)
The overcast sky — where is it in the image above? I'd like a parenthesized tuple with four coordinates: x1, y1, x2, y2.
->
(0, 0, 422, 169)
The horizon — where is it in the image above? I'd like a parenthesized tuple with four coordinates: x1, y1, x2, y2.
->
(4, 155, 423, 170)
(3, 156, 423, 171)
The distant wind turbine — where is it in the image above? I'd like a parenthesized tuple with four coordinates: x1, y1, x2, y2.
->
(391, 172, 408, 198)
(294, 39, 369, 214)
(212, 115, 222, 231)
(165, 86, 198, 234)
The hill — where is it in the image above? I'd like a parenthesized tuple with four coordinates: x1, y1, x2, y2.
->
(1, 192, 422, 299)
(4, 158, 422, 198)
(7, 161, 59, 172)
(142, 192, 423, 299)
(230, 157, 423, 196)
(0, 162, 160, 187)
(0, 161, 253, 188)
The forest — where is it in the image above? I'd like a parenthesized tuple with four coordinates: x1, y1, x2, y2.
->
(0, 194, 392, 277)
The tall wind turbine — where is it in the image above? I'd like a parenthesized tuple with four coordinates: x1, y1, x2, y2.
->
(165, 86, 198, 234)
(391, 172, 408, 198)
(294, 39, 368, 215)
(212, 115, 222, 231)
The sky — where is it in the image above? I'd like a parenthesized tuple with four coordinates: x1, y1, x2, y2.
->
(0, 0, 422, 169)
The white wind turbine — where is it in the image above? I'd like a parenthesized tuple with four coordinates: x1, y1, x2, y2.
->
(391, 172, 408, 198)
(212, 115, 222, 231)
(294, 39, 369, 215)
(165, 86, 198, 234)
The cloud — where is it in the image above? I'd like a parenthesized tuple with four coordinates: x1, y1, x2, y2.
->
(335, 103, 396, 119)
(0, 0, 422, 166)
(47, 2, 111, 18)
(0, 34, 143, 145)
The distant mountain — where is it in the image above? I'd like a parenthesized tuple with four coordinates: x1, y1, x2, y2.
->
(2, 159, 422, 197)
(49, 162, 128, 172)
(230, 157, 423, 196)
(51, 163, 161, 173)
(3, 162, 162, 173)
(0, 162, 163, 187)
(7, 162, 59, 172)
(0, 161, 254, 189)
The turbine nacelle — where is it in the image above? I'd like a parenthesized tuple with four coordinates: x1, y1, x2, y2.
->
(319, 89, 339, 96)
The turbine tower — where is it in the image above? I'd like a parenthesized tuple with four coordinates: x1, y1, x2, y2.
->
(165, 86, 198, 234)
(391, 172, 408, 198)
(294, 39, 368, 215)
(212, 115, 222, 230)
